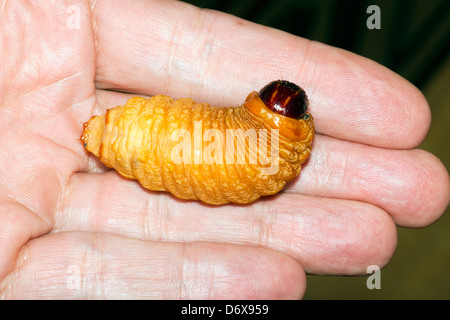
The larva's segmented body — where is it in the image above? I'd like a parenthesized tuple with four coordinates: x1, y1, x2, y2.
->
(81, 81, 314, 205)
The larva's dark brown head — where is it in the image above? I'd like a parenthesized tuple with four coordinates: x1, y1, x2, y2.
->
(258, 80, 309, 119)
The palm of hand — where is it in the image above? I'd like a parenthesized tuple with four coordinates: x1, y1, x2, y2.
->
(0, 0, 448, 299)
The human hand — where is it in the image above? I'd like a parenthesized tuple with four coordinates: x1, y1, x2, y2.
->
(1, 0, 449, 299)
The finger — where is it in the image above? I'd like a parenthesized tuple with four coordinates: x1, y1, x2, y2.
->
(289, 135, 450, 227)
(0, 232, 305, 299)
(92, 0, 430, 149)
(57, 173, 397, 275)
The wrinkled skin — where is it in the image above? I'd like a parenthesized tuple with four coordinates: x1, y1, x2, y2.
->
(0, 0, 449, 299)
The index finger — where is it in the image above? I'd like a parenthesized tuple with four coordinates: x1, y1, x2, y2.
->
(92, 0, 430, 149)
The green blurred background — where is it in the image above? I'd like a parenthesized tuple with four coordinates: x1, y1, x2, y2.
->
(181, 0, 450, 299)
